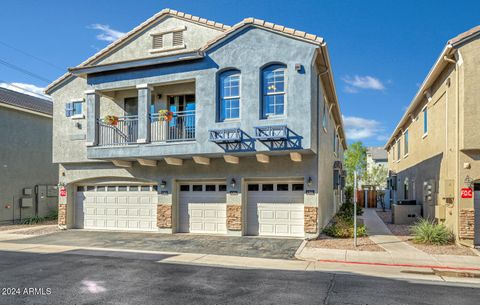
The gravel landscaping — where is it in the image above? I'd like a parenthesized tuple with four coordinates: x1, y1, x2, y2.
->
(376, 210, 477, 256)
(307, 234, 385, 252)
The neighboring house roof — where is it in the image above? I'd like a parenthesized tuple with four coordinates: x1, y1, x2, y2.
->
(0, 87, 53, 116)
(367, 147, 387, 161)
(385, 25, 480, 149)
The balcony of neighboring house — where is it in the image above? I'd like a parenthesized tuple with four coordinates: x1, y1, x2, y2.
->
(85, 81, 197, 154)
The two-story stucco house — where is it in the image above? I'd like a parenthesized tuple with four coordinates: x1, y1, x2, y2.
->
(0, 87, 58, 224)
(385, 26, 480, 247)
(45, 9, 347, 238)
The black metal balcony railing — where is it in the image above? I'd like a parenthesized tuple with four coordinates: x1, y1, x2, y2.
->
(150, 110, 195, 142)
(98, 115, 138, 146)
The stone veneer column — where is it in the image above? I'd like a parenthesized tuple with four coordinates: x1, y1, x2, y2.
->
(304, 189, 319, 235)
(58, 186, 68, 229)
(459, 209, 475, 239)
(136, 84, 152, 144)
(85, 90, 100, 146)
(157, 191, 172, 233)
(226, 177, 242, 236)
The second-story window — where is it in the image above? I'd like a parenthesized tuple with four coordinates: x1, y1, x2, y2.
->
(396, 139, 401, 161)
(322, 99, 328, 130)
(65, 101, 83, 118)
(219, 70, 240, 121)
(404, 130, 409, 156)
(262, 64, 286, 118)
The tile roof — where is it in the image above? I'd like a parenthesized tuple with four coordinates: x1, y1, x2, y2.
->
(0, 87, 53, 116)
(449, 25, 480, 45)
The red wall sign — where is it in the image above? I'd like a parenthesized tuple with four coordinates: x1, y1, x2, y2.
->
(461, 188, 473, 199)
(59, 187, 67, 197)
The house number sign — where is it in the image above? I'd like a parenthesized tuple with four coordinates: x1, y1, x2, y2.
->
(461, 188, 473, 199)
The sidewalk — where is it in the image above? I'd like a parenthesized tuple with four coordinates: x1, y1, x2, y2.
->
(297, 209, 480, 270)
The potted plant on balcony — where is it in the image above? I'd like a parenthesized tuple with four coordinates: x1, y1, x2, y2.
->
(104, 115, 119, 126)
(158, 109, 173, 122)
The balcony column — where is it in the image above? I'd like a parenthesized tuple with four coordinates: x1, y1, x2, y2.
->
(85, 89, 100, 146)
(136, 84, 152, 144)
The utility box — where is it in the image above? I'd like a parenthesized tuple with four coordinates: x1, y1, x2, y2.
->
(435, 205, 446, 220)
(392, 204, 422, 225)
(20, 197, 33, 208)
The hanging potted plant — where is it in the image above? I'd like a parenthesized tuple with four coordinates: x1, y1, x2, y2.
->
(104, 115, 119, 126)
(158, 109, 173, 122)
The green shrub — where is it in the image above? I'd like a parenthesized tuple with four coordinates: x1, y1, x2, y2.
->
(337, 202, 363, 221)
(344, 186, 354, 204)
(411, 218, 454, 245)
(323, 215, 367, 238)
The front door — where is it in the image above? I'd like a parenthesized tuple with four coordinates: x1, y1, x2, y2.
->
(474, 184, 480, 246)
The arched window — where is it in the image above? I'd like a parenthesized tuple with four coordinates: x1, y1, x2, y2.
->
(262, 64, 286, 118)
(219, 70, 240, 121)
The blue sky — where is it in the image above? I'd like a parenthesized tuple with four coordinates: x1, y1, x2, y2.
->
(0, 0, 478, 147)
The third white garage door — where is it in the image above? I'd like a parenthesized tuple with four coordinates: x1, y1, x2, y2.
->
(178, 183, 227, 234)
(247, 182, 305, 237)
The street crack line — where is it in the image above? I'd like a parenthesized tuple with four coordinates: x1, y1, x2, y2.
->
(323, 273, 336, 305)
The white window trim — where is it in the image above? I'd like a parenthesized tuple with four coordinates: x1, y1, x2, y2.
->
(422, 105, 428, 137)
(69, 99, 84, 119)
(263, 65, 287, 119)
(403, 129, 409, 158)
(220, 72, 241, 121)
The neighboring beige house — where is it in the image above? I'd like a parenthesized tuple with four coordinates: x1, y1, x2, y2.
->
(385, 26, 480, 247)
(365, 146, 388, 189)
(45, 9, 346, 238)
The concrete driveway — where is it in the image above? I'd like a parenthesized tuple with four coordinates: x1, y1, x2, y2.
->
(8, 230, 303, 259)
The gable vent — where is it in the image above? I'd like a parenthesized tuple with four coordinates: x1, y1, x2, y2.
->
(152, 35, 163, 49)
(172, 31, 183, 47)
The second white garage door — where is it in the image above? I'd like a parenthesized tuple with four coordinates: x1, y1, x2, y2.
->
(247, 182, 305, 237)
(178, 183, 227, 234)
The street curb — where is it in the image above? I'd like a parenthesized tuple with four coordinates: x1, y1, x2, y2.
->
(316, 259, 480, 272)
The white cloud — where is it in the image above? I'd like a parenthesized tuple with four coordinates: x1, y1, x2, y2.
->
(342, 75, 385, 93)
(88, 24, 125, 42)
(0, 82, 51, 100)
(343, 115, 388, 141)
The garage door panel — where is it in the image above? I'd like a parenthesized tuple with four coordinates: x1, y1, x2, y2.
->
(75, 188, 157, 232)
(247, 183, 305, 237)
(179, 184, 227, 234)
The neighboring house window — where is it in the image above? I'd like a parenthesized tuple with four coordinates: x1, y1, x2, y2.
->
(262, 64, 286, 118)
(219, 70, 240, 121)
(423, 107, 428, 135)
(396, 140, 400, 161)
(404, 130, 409, 156)
(65, 101, 83, 117)
(404, 178, 409, 200)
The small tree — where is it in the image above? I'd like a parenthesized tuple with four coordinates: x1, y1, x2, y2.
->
(344, 141, 367, 188)
(364, 164, 388, 190)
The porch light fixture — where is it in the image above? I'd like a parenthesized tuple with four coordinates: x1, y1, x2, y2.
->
(464, 175, 473, 187)
(230, 178, 236, 189)
(160, 180, 167, 189)
(307, 177, 313, 187)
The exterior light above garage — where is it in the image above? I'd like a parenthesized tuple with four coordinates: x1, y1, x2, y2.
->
(230, 178, 236, 189)
(160, 180, 167, 189)
(307, 177, 313, 187)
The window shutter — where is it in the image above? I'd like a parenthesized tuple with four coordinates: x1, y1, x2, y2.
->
(65, 103, 73, 117)
(173, 31, 183, 46)
(152, 34, 163, 49)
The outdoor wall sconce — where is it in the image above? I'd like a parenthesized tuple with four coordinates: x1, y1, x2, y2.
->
(160, 180, 167, 189)
(230, 178, 236, 189)
(307, 177, 313, 187)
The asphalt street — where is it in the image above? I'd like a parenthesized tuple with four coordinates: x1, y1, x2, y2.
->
(0, 250, 478, 305)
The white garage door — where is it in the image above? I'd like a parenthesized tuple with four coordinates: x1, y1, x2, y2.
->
(75, 185, 158, 231)
(179, 183, 227, 234)
(247, 182, 305, 237)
